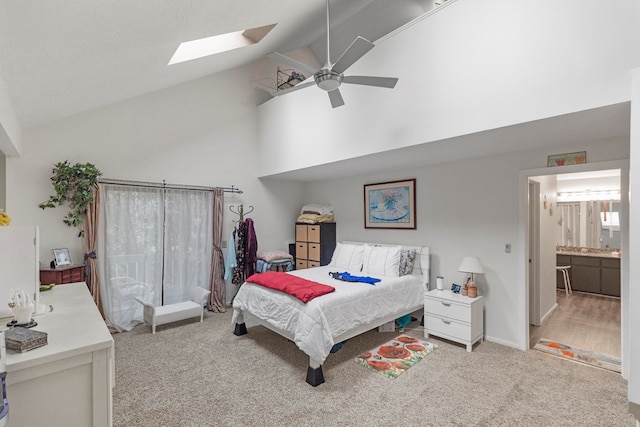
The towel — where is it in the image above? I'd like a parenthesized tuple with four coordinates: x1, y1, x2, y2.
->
(329, 271, 381, 285)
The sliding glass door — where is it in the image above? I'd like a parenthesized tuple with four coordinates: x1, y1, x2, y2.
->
(100, 184, 213, 331)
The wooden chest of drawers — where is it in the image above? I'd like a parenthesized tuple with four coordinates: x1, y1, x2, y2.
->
(40, 264, 84, 285)
(424, 289, 483, 352)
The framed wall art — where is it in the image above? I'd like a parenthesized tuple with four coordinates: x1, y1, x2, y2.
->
(364, 179, 416, 229)
(547, 151, 586, 167)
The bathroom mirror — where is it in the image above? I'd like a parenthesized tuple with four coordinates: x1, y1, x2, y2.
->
(557, 201, 621, 249)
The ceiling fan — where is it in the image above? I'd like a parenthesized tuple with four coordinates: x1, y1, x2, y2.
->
(268, 0, 398, 108)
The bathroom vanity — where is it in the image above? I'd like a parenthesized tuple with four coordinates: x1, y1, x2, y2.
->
(556, 250, 620, 297)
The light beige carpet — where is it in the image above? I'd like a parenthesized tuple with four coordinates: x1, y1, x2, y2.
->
(113, 310, 635, 427)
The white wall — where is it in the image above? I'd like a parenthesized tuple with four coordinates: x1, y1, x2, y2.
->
(258, 0, 640, 177)
(533, 174, 559, 324)
(0, 73, 21, 156)
(6, 66, 304, 304)
(301, 138, 628, 349)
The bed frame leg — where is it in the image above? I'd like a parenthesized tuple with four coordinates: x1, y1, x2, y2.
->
(233, 323, 247, 336)
(306, 365, 324, 387)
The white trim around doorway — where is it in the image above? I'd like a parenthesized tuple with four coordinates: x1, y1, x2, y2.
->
(519, 159, 629, 378)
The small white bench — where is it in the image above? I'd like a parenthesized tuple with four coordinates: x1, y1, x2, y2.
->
(135, 287, 211, 334)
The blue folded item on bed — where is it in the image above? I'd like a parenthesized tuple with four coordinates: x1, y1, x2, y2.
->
(329, 271, 381, 285)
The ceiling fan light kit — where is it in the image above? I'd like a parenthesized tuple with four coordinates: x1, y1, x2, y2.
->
(268, 0, 398, 108)
(315, 70, 342, 91)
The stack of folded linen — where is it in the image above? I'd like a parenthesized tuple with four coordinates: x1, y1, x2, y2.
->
(297, 203, 334, 224)
(256, 250, 294, 273)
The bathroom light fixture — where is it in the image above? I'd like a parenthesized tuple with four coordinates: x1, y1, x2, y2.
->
(557, 190, 620, 202)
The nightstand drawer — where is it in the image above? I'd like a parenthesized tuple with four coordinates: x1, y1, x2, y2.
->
(424, 297, 471, 322)
(424, 314, 472, 341)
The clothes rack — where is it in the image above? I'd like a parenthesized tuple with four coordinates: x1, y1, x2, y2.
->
(227, 204, 257, 289)
(229, 204, 254, 223)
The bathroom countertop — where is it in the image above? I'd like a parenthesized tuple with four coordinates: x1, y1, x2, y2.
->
(556, 250, 620, 258)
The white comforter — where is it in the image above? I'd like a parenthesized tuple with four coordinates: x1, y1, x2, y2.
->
(232, 266, 425, 364)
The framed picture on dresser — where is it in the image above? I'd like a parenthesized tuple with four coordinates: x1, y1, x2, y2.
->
(364, 179, 416, 229)
(53, 248, 72, 266)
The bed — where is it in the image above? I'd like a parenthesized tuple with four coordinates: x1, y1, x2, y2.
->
(232, 242, 430, 386)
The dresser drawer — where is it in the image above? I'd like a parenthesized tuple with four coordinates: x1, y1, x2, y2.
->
(296, 259, 308, 269)
(295, 224, 308, 241)
(307, 225, 320, 243)
(308, 243, 321, 261)
(424, 314, 472, 341)
(424, 297, 471, 322)
(63, 268, 83, 282)
(307, 260, 320, 268)
(296, 242, 308, 260)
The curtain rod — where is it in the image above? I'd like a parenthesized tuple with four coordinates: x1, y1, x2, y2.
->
(98, 178, 243, 194)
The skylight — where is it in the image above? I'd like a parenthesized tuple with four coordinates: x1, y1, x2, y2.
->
(168, 24, 276, 65)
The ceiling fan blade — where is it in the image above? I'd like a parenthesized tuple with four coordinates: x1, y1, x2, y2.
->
(331, 36, 375, 74)
(342, 75, 398, 89)
(328, 89, 345, 108)
(267, 52, 319, 77)
(274, 81, 316, 96)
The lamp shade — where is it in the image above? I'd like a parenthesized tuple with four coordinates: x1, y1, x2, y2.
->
(458, 257, 484, 275)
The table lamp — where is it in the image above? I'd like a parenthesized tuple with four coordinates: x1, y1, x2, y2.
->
(458, 257, 484, 298)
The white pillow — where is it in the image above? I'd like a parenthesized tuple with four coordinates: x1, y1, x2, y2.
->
(362, 244, 401, 277)
(329, 243, 364, 271)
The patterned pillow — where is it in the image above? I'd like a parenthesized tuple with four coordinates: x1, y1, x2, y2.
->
(399, 249, 416, 276)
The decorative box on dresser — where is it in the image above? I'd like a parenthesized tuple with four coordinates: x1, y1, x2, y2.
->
(294, 222, 336, 269)
(424, 289, 484, 352)
(39, 264, 84, 285)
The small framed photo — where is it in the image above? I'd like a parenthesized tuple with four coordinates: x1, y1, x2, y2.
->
(53, 248, 71, 267)
(451, 283, 461, 294)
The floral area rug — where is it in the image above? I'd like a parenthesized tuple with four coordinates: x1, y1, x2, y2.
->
(534, 338, 621, 373)
(354, 335, 437, 379)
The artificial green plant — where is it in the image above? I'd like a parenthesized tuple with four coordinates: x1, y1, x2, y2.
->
(39, 161, 102, 236)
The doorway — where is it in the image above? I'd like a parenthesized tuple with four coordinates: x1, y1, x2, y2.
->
(522, 160, 628, 373)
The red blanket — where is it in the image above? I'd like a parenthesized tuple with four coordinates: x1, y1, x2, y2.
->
(245, 271, 335, 303)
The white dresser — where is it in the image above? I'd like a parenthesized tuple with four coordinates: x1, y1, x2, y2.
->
(5, 283, 113, 426)
(424, 289, 483, 352)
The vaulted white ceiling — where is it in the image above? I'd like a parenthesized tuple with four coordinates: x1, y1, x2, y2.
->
(0, 0, 436, 129)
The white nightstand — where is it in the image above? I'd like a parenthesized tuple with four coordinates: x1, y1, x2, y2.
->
(424, 289, 484, 352)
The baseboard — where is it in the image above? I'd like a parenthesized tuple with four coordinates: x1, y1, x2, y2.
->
(540, 303, 559, 324)
(484, 335, 525, 351)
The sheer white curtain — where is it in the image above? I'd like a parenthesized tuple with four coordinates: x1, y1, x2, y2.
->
(163, 189, 213, 304)
(100, 185, 164, 331)
(584, 201, 603, 247)
(559, 203, 580, 246)
(99, 184, 213, 332)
